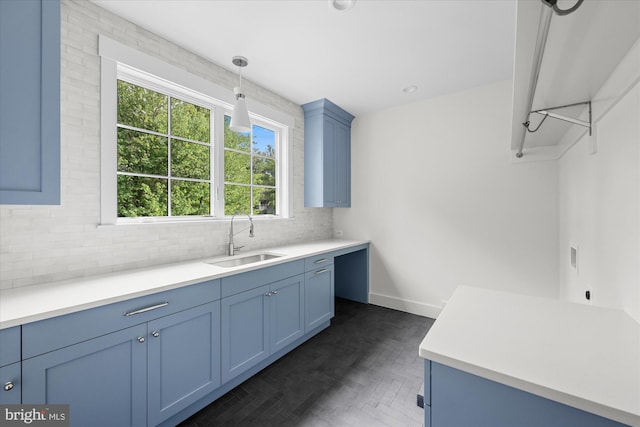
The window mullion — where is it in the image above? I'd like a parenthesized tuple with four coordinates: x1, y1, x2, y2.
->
(249, 127, 254, 216)
(213, 110, 225, 217)
(167, 95, 172, 217)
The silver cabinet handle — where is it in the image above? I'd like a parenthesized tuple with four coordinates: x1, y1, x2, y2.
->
(152, 331, 160, 338)
(314, 258, 328, 264)
(4, 382, 14, 391)
(124, 302, 169, 317)
(137, 336, 145, 343)
(272, 290, 278, 295)
(315, 268, 329, 275)
(265, 291, 271, 296)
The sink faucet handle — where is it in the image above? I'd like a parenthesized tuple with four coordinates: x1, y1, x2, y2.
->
(234, 245, 245, 252)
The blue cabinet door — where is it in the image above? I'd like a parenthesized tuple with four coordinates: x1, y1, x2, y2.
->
(305, 265, 335, 332)
(147, 302, 221, 427)
(0, 0, 60, 205)
(334, 120, 351, 207)
(322, 116, 351, 207)
(0, 362, 21, 404)
(22, 324, 147, 427)
(221, 285, 270, 383)
(270, 275, 305, 353)
(322, 117, 338, 207)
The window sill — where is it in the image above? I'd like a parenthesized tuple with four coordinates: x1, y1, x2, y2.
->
(97, 215, 292, 229)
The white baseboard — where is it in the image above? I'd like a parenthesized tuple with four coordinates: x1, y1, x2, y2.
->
(369, 292, 442, 319)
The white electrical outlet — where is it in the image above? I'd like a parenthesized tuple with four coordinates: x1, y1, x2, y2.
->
(335, 230, 343, 238)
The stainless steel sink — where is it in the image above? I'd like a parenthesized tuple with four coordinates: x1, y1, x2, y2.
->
(207, 253, 282, 268)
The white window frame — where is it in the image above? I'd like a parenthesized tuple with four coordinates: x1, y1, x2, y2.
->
(99, 35, 293, 225)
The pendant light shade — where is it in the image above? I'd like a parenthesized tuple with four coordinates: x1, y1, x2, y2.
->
(230, 87, 251, 133)
(230, 56, 251, 133)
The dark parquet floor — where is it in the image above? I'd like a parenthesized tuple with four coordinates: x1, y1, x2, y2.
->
(179, 298, 434, 427)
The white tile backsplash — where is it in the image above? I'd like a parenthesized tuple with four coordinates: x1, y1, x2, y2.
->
(0, 0, 332, 290)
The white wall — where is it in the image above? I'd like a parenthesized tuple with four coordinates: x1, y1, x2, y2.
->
(558, 40, 640, 322)
(0, 0, 333, 290)
(334, 80, 559, 318)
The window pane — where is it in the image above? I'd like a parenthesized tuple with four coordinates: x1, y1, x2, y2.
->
(117, 128, 168, 176)
(224, 115, 250, 151)
(171, 180, 210, 216)
(252, 156, 276, 186)
(253, 187, 276, 215)
(252, 125, 275, 157)
(117, 80, 168, 133)
(225, 184, 250, 216)
(171, 140, 210, 180)
(117, 175, 168, 217)
(225, 150, 250, 184)
(171, 98, 210, 142)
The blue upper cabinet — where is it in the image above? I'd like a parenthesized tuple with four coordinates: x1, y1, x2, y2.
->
(0, 0, 61, 205)
(302, 99, 354, 208)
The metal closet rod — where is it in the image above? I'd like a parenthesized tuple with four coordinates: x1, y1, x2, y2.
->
(515, 0, 586, 159)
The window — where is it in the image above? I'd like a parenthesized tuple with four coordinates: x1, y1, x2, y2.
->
(224, 116, 277, 216)
(117, 80, 212, 217)
(116, 78, 284, 221)
(99, 35, 293, 225)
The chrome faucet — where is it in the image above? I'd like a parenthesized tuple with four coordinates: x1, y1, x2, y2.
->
(228, 213, 254, 256)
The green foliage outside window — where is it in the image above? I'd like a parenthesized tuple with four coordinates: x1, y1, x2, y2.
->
(116, 80, 277, 219)
(223, 116, 276, 216)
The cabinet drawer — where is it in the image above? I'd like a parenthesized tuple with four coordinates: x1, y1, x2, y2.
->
(305, 254, 334, 271)
(23, 279, 220, 359)
(221, 260, 304, 298)
(0, 326, 20, 367)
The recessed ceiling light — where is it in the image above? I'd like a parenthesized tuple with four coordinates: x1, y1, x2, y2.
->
(329, 0, 356, 12)
(402, 85, 418, 94)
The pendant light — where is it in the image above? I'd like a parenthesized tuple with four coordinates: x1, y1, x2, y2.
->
(230, 56, 251, 133)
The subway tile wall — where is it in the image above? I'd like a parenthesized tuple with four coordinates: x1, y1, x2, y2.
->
(0, 0, 333, 290)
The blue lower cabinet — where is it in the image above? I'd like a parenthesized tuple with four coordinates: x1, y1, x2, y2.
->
(147, 302, 221, 427)
(221, 285, 270, 384)
(270, 275, 305, 353)
(22, 324, 148, 427)
(305, 265, 335, 332)
(0, 362, 21, 404)
(428, 361, 630, 427)
(22, 302, 222, 427)
(221, 274, 306, 384)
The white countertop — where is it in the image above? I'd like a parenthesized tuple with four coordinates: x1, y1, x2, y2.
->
(0, 239, 368, 329)
(419, 286, 640, 426)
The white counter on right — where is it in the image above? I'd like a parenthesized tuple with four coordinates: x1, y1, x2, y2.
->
(419, 286, 640, 426)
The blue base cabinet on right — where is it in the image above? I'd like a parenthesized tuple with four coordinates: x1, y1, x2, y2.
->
(424, 360, 631, 427)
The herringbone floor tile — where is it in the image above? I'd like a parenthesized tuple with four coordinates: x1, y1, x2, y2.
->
(179, 298, 434, 427)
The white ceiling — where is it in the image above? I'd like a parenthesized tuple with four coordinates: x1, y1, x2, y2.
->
(92, 0, 516, 117)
